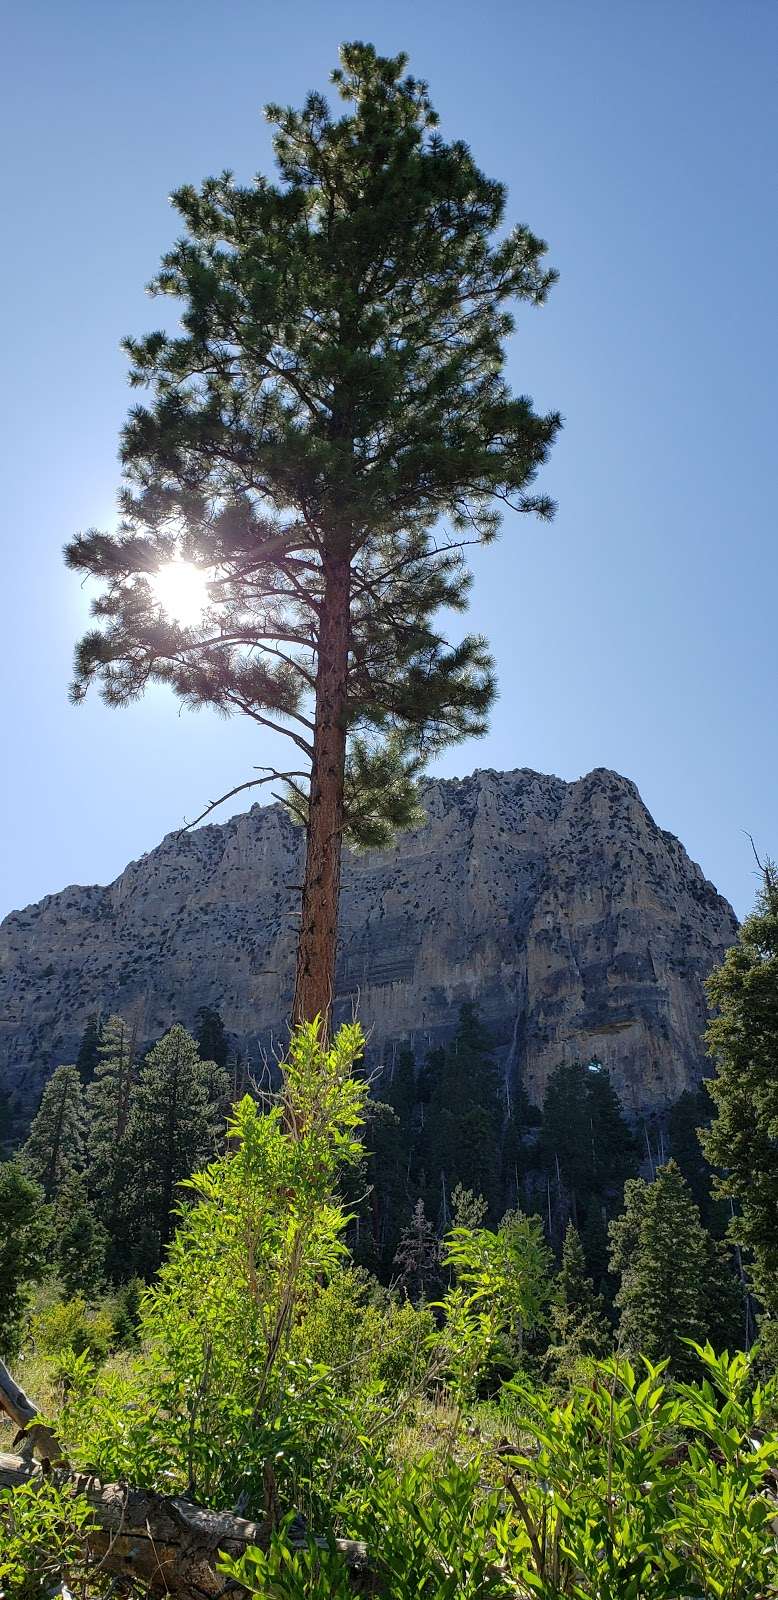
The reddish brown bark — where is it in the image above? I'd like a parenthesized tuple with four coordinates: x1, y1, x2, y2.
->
(292, 555, 350, 1034)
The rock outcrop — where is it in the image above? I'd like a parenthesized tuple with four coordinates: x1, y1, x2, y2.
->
(0, 767, 737, 1117)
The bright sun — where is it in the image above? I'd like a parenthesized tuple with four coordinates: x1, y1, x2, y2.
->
(150, 560, 210, 626)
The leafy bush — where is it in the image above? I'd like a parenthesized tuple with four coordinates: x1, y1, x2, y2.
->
(30, 1295, 114, 1363)
(0, 1477, 95, 1599)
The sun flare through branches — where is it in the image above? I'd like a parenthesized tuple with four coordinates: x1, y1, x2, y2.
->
(150, 560, 210, 627)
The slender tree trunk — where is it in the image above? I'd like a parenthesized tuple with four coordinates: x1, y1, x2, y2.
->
(292, 554, 350, 1034)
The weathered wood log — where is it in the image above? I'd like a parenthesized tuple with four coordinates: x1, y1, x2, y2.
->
(0, 1452, 374, 1595)
(0, 1358, 62, 1461)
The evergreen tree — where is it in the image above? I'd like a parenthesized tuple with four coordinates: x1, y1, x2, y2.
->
(0, 1082, 11, 1153)
(547, 1222, 611, 1382)
(54, 1172, 108, 1300)
(420, 1005, 502, 1222)
(85, 1014, 137, 1274)
(21, 1065, 85, 1200)
(540, 1060, 638, 1239)
(65, 42, 559, 1031)
(580, 1201, 613, 1303)
(668, 1084, 727, 1234)
(393, 1198, 439, 1303)
(0, 1162, 52, 1358)
(75, 1015, 101, 1084)
(609, 1160, 738, 1375)
(703, 866, 778, 1340)
(195, 1005, 230, 1072)
(386, 1046, 417, 1133)
(121, 1025, 228, 1276)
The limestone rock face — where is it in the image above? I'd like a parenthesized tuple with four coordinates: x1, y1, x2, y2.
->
(0, 767, 737, 1117)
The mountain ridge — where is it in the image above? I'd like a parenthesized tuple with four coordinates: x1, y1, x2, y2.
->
(0, 766, 738, 1118)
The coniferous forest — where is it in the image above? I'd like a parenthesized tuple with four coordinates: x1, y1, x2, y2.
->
(1, 35, 777, 1600)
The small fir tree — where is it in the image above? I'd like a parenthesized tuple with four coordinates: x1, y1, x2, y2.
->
(65, 42, 559, 1032)
(547, 1222, 611, 1383)
(0, 1161, 52, 1358)
(54, 1172, 108, 1300)
(21, 1065, 85, 1200)
(393, 1198, 439, 1304)
(703, 866, 778, 1340)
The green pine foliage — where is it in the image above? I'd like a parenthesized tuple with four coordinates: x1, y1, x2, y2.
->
(195, 1005, 231, 1071)
(84, 1014, 137, 1277)
(75, 1014, 101, 1084)
(609, 1160, 740, 1376)
(419, 1004, 503, 1223)
(703, 865, 778, 1343)
(120, 1024, 229, 1276)
(54, 1172, 108, 1301)
(540, 1060, 639, 1243)
(21, 1064, 85, 1201)
(0, 1161, 51, 1359)
(64, 41, 560, 1037)
(547, 1222, 612, 1383)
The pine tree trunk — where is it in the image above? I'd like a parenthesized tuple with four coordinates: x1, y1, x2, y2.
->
(292, 555, 350, 1034)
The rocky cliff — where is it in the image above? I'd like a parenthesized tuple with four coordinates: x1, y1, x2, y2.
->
(0, 767, 737, 1117)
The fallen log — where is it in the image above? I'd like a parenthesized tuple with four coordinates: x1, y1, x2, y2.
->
(0, 1451, 374, 1596)
(1, 1363, 376, 1594)
(0, 1357, 63, 1462)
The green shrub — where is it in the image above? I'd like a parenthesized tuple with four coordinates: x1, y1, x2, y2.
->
(30, 1296, 114, 1363)
(0, 1477, 95, 1599)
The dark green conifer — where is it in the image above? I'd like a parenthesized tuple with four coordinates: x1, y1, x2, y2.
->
(422, 1005, 502, 1222)
(75, 1015, 101, 1084)
(65, 42, 558, 1031)
(547, 1221, 611, 1382)
(540, 1061, 638, 1236)
(85, 1015, 137, 1275)
(0, 1162, 52, 1358)
(21, 1065, 85, 1200)
(122, 1025, 228, 1276)
(668, 1084, 721, 1226)
(54, 1172, 108, 1300)
(609, 1160, 738, 1375)
(703, 866, 778, 1348)
(195, 1006, 230, 1072)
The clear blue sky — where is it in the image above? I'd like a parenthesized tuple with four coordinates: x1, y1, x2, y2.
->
(2, 0, 776, 922)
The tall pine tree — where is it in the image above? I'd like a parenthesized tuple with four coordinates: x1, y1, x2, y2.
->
(419, 1005, 503, 1223)
(85, 1014, 137, 1276)
(65, 42, 559, 1030)
(121, 1025, 228, 1276)
(0, 1162, 51, 1359)
(195, 1006, 230, 1071)
(703, 865, 778, 1347)
(540, 1060, 638, 1240)
(21, 1065, 85, 1200)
